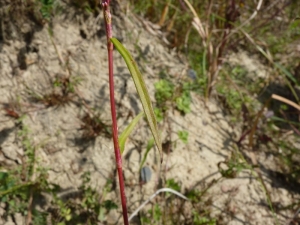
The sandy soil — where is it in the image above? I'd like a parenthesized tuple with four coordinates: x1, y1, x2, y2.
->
(0, 3, 299, 225)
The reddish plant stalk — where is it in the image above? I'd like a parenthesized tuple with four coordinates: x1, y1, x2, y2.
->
(101, 1, 129, 224)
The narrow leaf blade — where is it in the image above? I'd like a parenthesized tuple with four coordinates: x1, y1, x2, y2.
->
(111, 37, 163, 162)
(275, 63, 298, 85)
(119, 112, 144, 154)
(139, 138, 154, 170)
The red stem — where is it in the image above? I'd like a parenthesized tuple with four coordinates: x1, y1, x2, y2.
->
(102, 1, 129, 224)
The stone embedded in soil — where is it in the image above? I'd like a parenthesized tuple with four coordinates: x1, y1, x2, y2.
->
(140, 166, 152, 183)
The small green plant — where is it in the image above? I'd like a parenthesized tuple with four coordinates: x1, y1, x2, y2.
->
(38, 0, 54, 20)
(71, 0, 98, 13)
(139, 138, 154, 170)
(0, 171, 29, 215)
(140, 203, 162, 224)
(0, 120, 54, 224)
(48, 172, 117, 224)
(153, 204, 162, 222)
(186, 189, 203, 202)
(155, 79, 174, 111)
(154, 78, 191, 115)
(277, 141, 300, 183)
(193, 211, 216, 225)
(177, 130, 189, 144)
(54, 198, 73, 222)
(79, 172, 117, 223)
(218, 152, 250, 179)
(154, 107, 164, 122)
(166, 178, 180, 192)
(0, 116, 113, 224)
(175, 89, 191, 114)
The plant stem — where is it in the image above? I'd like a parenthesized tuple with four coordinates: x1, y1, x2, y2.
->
(101, 1, 129, 224)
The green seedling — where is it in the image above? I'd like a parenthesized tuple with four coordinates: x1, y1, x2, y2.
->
(39, 0, 54, 20)
(0, 120, 55, 224)
(139, 138, 154, 170)
(193, 211, 216, 225)
(47, 172, 117, 224)
(218, 160, 247, 179)
(175, 89, 191, 114)
(177, 130, 189, 144)
(166, 178, 181, 192)
(153, 204, 162, 222)
(111, 37, 162, 159)
(54, 198, 72, 222)
(80, 172, 117, 223)
(102, 1, 162, 224)
(154, 78, 191, 115)
(118, 112, 144, 154)
(155, 79, 174, 112)
(154, 107, 164, 122)
(186, 189, 203, 202)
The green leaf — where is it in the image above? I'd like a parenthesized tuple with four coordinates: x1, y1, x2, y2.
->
(178, 130, 189, 144)
(139, 138, 154, 170)
(119, 112, 144, 154)
(154, 204, 162, 221)
(0, 172, 8, 181)
(176, 92, 191, 114)
(274, 63, 298, 85)
(103, 200, 118, 210)
(98, 206, 105, 221)
(271, 116, 300, 126)
(111, 37, 163, 162)
(166, 179, 180, 192)
(154, 108, 163, 122)
(65, 214, 72, 221)
(155, 79, 174, 104)
(274, 63, 299, 102)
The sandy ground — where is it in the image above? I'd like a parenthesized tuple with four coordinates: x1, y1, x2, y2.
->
(0, 5, 299, 225)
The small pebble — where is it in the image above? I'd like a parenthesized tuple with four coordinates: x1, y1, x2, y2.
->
(140, 166, 152, 183)
(187, 69, 197, 80)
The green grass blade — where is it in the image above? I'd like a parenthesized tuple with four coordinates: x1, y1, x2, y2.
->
(119, 112, 144, 154)
(274, 63, 298, 85)
(111, 37, 163, 163)
(274, 63, 299, 102)
(139, 138, 154, 170)
(271, 116, 300, 126)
